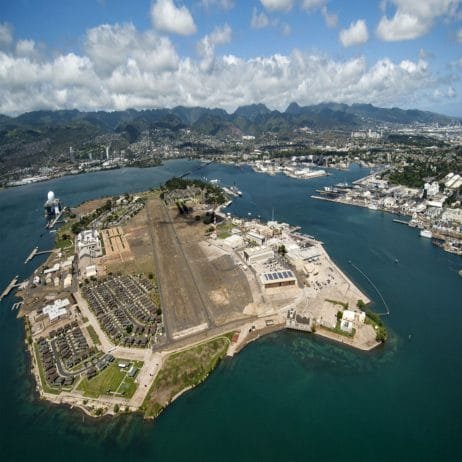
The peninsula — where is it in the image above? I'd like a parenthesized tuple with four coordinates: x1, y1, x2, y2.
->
(16, 178, 386, 419)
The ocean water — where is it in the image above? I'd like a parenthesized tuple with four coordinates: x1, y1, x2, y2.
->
(0, 160, 461, 462)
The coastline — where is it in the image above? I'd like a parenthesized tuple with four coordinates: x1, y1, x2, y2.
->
(14, 177, 386, 421)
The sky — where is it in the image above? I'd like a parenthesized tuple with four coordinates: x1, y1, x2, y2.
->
(0, 0, 461, 117)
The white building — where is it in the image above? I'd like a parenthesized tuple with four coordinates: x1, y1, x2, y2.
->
(42, 298, 70, 322)
(77, 229, 102, 258)
(247, 231, 266, 246)
(424, 181, 439, 197)
(243, 246, 274, 264)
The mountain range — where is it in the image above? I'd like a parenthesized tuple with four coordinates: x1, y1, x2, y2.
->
(0, 102, 458, 172)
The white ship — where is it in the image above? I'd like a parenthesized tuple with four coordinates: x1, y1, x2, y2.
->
(229, 185, 242, 196)
(420, 229, 433, 238)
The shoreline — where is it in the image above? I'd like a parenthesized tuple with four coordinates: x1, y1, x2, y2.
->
(15, 180, 386, 421)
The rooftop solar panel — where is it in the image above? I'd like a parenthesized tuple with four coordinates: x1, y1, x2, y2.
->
(277, 272, 284, 279)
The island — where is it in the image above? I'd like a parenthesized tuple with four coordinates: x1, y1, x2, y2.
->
(16, 178, 387, 419)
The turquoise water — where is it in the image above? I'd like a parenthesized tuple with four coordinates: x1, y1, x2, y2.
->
(0, 160, 461, 461)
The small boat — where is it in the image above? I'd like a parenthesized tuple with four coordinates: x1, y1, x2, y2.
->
(395, 259, 399, 264)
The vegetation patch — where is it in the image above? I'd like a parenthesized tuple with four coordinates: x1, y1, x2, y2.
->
(141, 335, 230, 419)
(86, 325, 101, 346)
(216, 221, 234, 239)
(320, 320, 356, 338)
(325, 298, 349, 309)
(77, 362, 138, 398)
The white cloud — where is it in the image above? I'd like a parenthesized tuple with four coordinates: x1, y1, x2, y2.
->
(200, 0, 234, 9)
(0, 23, 13, 49)
(15, 39, 36, 58)
(260, 0, 293, 11)
(457, 28, 462, 42)
(197, 24, 232, 72)
(377, 0, 460, 41)
(198, 24, 232, 56)
(433, 85, 456, 98)
(301, 0, 326, 10)
(0, 23, 447, 117)
(321, 6, 338, 28)
(151, 0, 196, 36)
(339, 19, 369, 47)
(85, 23, 179, 76)
(251, 8, 270, 28)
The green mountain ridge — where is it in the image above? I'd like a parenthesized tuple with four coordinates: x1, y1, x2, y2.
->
(0, 103, 458, 173)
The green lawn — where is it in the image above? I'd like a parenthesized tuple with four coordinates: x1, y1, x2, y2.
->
(321, 320, 356, 338)
(77, 361, 141, 398)
(78, 364, 124, 398)
(216, 222, 234, 239)
(141, 336, 230, 419)
(86, 325, 101, 346)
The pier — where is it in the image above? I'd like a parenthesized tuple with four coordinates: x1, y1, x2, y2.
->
(0, 276, 19, 301)
(393, 218, 409, 225)
(25, 247, 55, 264)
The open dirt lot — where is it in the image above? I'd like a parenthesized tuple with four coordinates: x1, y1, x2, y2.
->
(146, 198, 253, 339)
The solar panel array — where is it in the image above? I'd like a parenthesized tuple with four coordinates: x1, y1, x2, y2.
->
(263, 270, 295, 281)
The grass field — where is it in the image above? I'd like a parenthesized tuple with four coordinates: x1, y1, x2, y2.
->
(77, 361, 140, 398)
(142, 335, 231, 418)
(86, 325, 101, 346)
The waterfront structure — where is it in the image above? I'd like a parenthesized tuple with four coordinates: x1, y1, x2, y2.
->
(43, 191, 62, 222)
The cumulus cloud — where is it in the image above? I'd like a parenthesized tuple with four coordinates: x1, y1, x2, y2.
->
(301, 0, 326, 10)
(260, 0, 293, 11)
(321, 6, 338, 28)
(0, 18, 447, 117)
(85, 23, 179, 76)
(377, 0, 460, 41)
(200, 0, 234, 10)
(197, 24, 232, 71)
(15, 39, 36, 58)
(339, 19, 368, 47)
(0, 23, 13, 49)
(151, 0, 196, 36)
(251, 8, 270, 28)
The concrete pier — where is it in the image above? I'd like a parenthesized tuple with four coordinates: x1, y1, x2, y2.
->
(25, 247, 38, 264)
(0, 276, 19, 301)
(25, 247, 55, 264)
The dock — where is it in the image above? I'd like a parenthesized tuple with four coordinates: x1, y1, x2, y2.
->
(46, 207, 66, 229)
(25, 247, 38, 264)
(25, 247, 55, 264)
(0, 276, 19, 301)
(393, 219, 409, 225)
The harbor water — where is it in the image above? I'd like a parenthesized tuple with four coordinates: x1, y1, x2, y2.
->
(0, 160, 461, 462)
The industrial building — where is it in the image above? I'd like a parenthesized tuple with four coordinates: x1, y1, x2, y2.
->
(260, 270, 297, 289)
(77, 229, 103, 258)
(243, 246, 274, 264)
